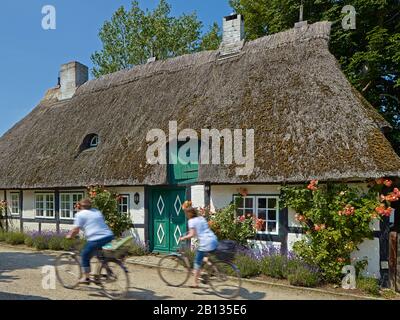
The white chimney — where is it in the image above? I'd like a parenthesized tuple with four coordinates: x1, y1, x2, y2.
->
(59, 61, 88, 100)
(219, 13, 245, 57)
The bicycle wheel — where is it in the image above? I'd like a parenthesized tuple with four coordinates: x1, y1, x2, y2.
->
(98, 259, 130, 300)
(158, 255, 191, 287)
(55, 253, 82, 289)
(205, 260, 242, 299)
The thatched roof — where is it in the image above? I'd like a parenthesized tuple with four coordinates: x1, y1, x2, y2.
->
(0, 21, 399, 189)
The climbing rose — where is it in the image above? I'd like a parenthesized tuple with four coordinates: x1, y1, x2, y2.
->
(376, 178, 385, 185)
(307, 180, 318, 191)
(384, 179, 393, 187)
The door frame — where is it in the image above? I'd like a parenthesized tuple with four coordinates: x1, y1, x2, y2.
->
(147, 185, 192, 253)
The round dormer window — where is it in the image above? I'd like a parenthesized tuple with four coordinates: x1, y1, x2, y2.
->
(80, 133, 100, 152)
(90, 135, 99, 148)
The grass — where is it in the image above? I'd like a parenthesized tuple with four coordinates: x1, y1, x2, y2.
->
(357, 277, 381, 296)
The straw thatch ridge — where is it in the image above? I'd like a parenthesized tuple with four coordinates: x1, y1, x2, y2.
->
(0, 21, 399, 189)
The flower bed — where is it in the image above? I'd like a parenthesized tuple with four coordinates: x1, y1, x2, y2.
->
(0, 230, 148, 256)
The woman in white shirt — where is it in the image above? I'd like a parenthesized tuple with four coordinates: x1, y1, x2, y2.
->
(179, 204, 218, 288)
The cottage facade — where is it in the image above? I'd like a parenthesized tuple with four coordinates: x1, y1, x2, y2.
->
(1, 15, 399, 282)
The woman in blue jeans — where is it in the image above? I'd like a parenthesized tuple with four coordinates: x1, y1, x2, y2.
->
(67, 199, 114, 284)
(179, 203, 218, 288)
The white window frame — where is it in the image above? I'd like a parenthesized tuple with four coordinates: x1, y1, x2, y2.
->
(35, 193, 55, 219)
(234, 195, 280, 235)
(118, 195, 130, 215)
(60, 192, 84, 220)
(90, 135, 99, 148)
(10, 193, 20, 216)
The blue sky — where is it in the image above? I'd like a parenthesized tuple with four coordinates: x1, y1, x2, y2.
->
(0, 1, 232, 136)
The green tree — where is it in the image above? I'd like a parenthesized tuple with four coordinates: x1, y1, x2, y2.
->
(200, 22, 222, 51)
(230, 0, 400, 153)
(91, 0, 221, 78)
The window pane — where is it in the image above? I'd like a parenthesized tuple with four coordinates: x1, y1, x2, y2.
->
(245, 198, 253, 208)
(245, 209, 253, 215)
(268, 198, 277, 209)
(268, 210, 277, 221)
(267, 222, 277, 233)
(258, 210, 267, 220)
(237, 209, 244, 216)
(258, 198, 267, 209)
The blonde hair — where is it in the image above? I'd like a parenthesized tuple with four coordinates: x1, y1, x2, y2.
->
(184, 207, 198, 219)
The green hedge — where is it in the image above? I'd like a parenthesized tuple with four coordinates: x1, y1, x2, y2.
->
(4, 232, 26, 245)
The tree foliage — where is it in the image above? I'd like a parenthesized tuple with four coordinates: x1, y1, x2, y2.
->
(91, 0, 221, 78)
(230, 0, 400, 153)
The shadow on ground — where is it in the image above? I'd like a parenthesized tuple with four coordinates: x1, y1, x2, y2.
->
(0, 251, 55, 283)
(190, 286, 266, 300)
(0, 291, 50, 300)
(73, 285, 172, 300)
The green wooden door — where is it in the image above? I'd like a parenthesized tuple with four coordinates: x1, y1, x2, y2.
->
(150, 188, 187, 253)
(169, 189, 187, 252)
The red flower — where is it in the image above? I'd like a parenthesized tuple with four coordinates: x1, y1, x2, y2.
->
(375, 205, 386, 215)
(314, 224, 321, 232)
(239, 215, 246, 222)
(376, 178, 385, 185)
(295, 214, 306, 222)
(384, 179, 393, 187)
(239, 188, 248, 197)
(382, 193, 399, 202)
(307, 180, 319, 191)
(255, 219, 266, 231)
(383, 207, 393, 217)
(337, 257, 346, 263)
(343, 205, 355, 216)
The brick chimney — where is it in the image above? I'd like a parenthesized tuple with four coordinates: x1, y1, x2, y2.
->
(59, 61, 88, 100)
(219, 13, 245, 57)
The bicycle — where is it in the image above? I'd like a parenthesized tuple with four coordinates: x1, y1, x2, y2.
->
(55, 237, 130, 300)
(157, 242, 242, 299)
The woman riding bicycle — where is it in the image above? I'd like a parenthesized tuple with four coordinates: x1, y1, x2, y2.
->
(179, 201, 218, 288)
(66, 199, 114, 284)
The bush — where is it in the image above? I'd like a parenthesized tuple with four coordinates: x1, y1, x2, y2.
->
(233, 254, 261, 278)
(33, 236, 49, 250)
(126, 241, 149, 256)
(5, 232, 26, 245)
(88, 186, 133, 237)
(48, 237, 63, 251)
(24, 236, 34, 247)
(357, 277, 380, 296)
(0, 231, 6, 242)
(287, 264, 320, 288)
(280, 181, 391, 283)
(260, 255, 288, 279)
(203, 201, 257, 246)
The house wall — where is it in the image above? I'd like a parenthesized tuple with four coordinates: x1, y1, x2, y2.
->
(111, 187, 145, 242)
(1, 187, 146, 243)
(210, 184, 381, 278)
(191, 185, 206, 208)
